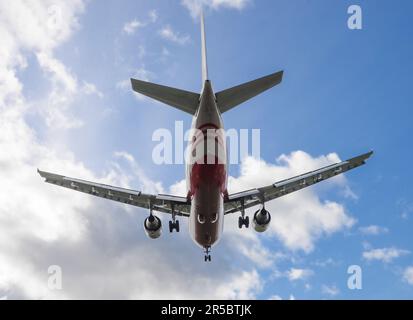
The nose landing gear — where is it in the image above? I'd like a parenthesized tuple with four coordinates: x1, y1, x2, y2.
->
(169, 204, 180, 233)
(204, 246, 212, 262)
(169, 220, 180, 233)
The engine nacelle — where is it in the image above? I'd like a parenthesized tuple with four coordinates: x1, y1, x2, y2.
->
(144, 215, 162, 239)
(252, 208, 271, 233)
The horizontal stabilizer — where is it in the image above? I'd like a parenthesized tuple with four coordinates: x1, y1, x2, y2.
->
(215, 70, 283, 113)
(131, 78, 200, 115)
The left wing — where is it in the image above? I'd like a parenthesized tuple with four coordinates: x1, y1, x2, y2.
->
(225, 151, 373, 215)
(38, 170, 190, 217)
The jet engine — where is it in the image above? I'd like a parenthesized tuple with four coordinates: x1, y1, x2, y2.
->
(252, 208, 271, 233)
(144, 215, 162, 239)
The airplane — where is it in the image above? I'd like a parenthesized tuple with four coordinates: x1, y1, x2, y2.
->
(38, 13, 373, 262)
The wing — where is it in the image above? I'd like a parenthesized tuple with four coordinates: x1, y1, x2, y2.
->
(38, 170, 190, 217)
(224, 151, 373, 215)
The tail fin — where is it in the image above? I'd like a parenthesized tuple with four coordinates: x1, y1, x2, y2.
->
(201, 10, 209, 84)
(130, 78, 200, 115)
(215, 70, 284, 113)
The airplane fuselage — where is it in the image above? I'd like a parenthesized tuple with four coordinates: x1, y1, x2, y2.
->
(186, 81, 227, 249)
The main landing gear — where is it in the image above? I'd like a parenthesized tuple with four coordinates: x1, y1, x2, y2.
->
(238, 199, 249, 229)
(169, 204, 180, 233)
(204, 246, 212, 262)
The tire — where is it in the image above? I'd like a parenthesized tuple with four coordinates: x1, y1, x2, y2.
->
(238, 216, 243, 229)
(245, 216, 249, 228)
(169, 220, 173, 233)
(176, 220, 180, 232)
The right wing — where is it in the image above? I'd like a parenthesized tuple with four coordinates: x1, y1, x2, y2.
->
(38, 170, 190, 217)
(225, 151, 373, 215)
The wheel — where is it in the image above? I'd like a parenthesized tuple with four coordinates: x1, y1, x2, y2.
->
(176, 220, 180, 233)
(238, 216, 243, 229)
(245, 216, 249, 228)
(169, 220, 173, 233)
(204, 255, 211, 262)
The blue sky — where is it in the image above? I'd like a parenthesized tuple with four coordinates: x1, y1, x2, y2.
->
(1, 0, 413, 299)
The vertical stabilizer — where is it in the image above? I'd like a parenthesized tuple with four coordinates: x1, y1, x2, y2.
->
(201, 10, 209, 84)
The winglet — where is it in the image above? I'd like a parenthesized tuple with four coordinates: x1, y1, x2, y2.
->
(346, 150, 374, 164)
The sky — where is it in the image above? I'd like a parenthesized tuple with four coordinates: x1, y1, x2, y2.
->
(0, 0, 412, 299)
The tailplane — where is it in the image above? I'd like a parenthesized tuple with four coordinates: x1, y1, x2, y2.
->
(215, 70, 284, 113)
(130, 78, 200, 115)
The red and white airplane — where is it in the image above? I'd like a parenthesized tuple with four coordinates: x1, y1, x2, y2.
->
(38, 13, 372, 261)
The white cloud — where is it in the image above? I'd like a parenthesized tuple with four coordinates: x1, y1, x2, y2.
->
(0, 1, 86, 130)
(359, 225, 389, 236)
(82, 81, 103, 99)
(363, 247, 409, 263)
(322, 284, 340, 296)
(123, 19, 144, 35)
(214, 269, 262, 300)
(182, 0, 251, 18)
(403, 266, 413, 285)
(286, 268, 313, 281)
(149, 10, 158, 23)
(159, 25, 190, 45)
(228, 152, 356, 253)
(268, 294, 282, 300)
(116, 66, 155, 101)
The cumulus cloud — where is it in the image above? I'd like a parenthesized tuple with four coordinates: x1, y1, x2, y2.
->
(403, 267, 413, 285)
(321, 284, 340, 296)
(182, 0, 251, 18)
(159, 25, 190, 45)
(149, 10, 158, 23)
(123, 19, 144, 35)
(359, 225, 389, 236)
(362, 247, 410, 263)
(228, 153, 356, 253)
(286, 268, 314, 281)
(82, 81, 104, 99)
(0, 1, 87, 130)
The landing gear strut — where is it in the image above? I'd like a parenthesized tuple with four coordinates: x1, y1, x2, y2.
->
(238, 199, 249, 229)
(169, 204, 180, 233)
(204, 246, 211, 262)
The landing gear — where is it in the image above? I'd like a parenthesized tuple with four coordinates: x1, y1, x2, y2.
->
(238, 199, 249, 229)
(204, 246, 212, 262)
(169, 220, 180, 233)
(238, 215, 249, 229)
(169, 204, 180, 233)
